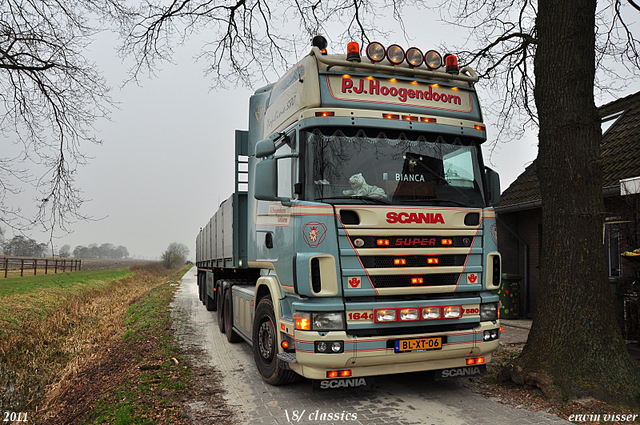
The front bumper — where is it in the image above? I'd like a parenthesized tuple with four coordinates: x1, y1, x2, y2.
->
(289, 320, 500, 380)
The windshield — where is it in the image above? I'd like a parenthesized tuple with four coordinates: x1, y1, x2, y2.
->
(304, 128, 486, 207)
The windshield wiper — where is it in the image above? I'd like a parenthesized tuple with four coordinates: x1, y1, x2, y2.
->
(315, 196, 391, 205)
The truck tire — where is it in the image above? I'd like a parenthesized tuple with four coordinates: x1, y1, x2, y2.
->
(217, 282, 225, 333)
(253, 297, 299, 385)
(224, 289, 242, 343)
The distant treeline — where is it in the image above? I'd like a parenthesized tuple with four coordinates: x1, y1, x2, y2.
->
(69, 243, 130, 259)
(0, 236, 129, 259)
(1, 235, 48, 257)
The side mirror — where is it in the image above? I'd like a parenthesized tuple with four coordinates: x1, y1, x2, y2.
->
(255, 133, 281, 158)
(254, 158, 291, 206)
(485, 167, 501, 206)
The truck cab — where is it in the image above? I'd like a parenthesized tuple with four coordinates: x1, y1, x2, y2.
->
(196, 37, 501, 386)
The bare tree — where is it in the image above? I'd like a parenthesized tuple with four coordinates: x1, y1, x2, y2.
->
(161, 242, 189, 269)
(0, 0, 132, 234)
(116, 0, 397, 88)
(430, 0, 640, 405)
(58, 244, 71, 258)
(117, 0, 640, 405)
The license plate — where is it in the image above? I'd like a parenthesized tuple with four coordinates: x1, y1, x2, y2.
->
(395, 337, 442, 353)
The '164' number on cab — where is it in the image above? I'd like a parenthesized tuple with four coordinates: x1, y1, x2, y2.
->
(348, 312, 370, 321)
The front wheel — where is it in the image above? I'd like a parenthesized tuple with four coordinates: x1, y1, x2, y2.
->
(252, 297, 299, 385)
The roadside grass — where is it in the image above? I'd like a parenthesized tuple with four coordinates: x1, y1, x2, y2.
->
(0, 270, 132, 330)
(0, 269, 131, 297)
(82, 274, 192, 425)
(0, 262, 190, 423)
(34, 264, 198, 425)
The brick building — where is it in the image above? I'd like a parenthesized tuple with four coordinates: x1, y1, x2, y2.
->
(496, 91, 640, 327)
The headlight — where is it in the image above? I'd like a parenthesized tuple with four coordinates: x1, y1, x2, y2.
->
(313, 312, 344, 330)
(443, 306, 463, 319)
(315, 340, 344, 353)
(295, 311, 344, 331)
(375, 309, 397, 323)
(480, 302, 498, 321)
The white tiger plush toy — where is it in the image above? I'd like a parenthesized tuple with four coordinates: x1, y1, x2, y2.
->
(343, 173, 387, 199)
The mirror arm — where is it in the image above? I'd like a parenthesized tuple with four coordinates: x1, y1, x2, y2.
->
(273, 153, 299, 160)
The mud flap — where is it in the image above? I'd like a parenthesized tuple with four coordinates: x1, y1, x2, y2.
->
(312, 377, 374, 391)
(434, 364, 487, 380)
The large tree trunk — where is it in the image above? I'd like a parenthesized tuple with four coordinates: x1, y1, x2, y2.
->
(499, 0, 640, 406)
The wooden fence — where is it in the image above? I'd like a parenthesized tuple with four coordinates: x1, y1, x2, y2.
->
(1, 258, 82, 278)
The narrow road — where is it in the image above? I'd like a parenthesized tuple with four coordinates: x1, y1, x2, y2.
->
(172, 268, 570, 425)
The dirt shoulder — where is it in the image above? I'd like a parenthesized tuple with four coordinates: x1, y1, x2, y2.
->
(20, 265, 236, 425)
(462, 329, 640, 425)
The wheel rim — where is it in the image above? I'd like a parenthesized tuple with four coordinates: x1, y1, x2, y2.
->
(258, 316, 276, 363)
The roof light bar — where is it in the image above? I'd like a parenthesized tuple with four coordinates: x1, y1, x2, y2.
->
(406, 47, 424, 67)
(366, 42, 385, 62)
(386, 44, 405, 65)
(360, 42, 464, 74)
(425, 50, 443, 70)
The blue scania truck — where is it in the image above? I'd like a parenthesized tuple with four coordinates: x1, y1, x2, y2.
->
(196, 36, 502, 387)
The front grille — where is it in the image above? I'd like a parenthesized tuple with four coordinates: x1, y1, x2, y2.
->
(371, 273, 460, 288)
(345, 292, 480, 303)
(347, 322, 477, 337)
(350, 235, 473, 249)
(361, 254, 464, 268)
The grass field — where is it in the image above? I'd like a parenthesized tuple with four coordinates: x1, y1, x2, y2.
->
(0, 263, 197, 423)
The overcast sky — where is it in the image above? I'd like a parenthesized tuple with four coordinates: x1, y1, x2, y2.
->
(7, 7, 636, 260)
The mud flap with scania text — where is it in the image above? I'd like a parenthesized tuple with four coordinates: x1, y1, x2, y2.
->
(312, 377, 374, 391)
(434, 364, 487, 380)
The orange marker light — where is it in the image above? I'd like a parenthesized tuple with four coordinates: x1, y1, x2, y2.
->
(327, 371, 339, 378)
(445, 54, 459, 74)
(441, 239, 453, 246)
(347, 42, 361, 62)
(340, 370, 352, 377)
(294, 313, 311, 330)
(411, 277, 424, 284)
(376, 239, 390, 246)
(297, 318, 310, 330)
(281, 341, 289, 349)
(427, 258, 439, 265)
(394, 258, 407, 265)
